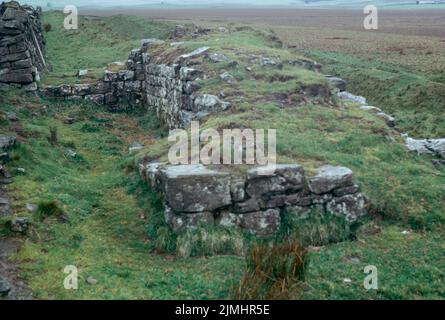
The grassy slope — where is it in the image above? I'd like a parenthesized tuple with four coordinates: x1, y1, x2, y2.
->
(1, 12, 444, 299)
(271, 24, 445, 138)
(41, 12, 173, 85)
(1, 88, 241, 299)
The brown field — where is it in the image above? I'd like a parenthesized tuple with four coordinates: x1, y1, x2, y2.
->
(83, 8, 445, 74)
(82, 8, 445, 37)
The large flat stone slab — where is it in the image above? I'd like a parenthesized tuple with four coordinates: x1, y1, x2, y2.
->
(161, 164, 231, 213)
(309, 165, 353, 195)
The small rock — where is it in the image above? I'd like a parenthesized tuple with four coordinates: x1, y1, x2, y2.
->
(64, 148, 77, 158)
(15, 167, 26, 174)
(5, 111, 18, 121)
(376, 112, 396, 127)
(10, 217, 28, 233)
(180, 47, 210, 60)
(63, 116, 75, 125)
(220, 72, 235, 83)
(77, 69, 88, 77)
(207, 53, 229, 63)
(260, 57, 282, 69)
(360, 105, 382, 113)
(0, 197, 12, 216)
(337, 91, 367, 105)
(0, 136, 16, 151)
(343, 278, 352, 284)
(401, 230, 410, 235)
(193, 94, 232, 112)
(0, 276, 11, 297)
(26, 203, 38, 212)
(325, 76, 346, 92)
(86, 276, 97, 285)
(129, 142, 144, 153)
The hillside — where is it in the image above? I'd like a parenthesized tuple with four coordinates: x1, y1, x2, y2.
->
(0, 9, 444, 300)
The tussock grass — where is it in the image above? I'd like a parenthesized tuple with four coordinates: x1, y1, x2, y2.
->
(176, 227, 246, 258)
(232, 237, 308, 300)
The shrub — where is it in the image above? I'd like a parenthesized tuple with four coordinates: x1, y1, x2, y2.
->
(36, 200, 66, 221)
(47, 127, 58, 146)
(43, 23, 52, 32)
(232, 237, 308, 300)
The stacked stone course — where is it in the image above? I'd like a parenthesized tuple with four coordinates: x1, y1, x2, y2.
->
(140, 163, 368, 236)
(0, 1, 47, 91)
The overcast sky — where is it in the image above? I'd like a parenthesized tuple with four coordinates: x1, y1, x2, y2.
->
(20, 0, 402, 9)
(22, 0, 302, 8)
(18, 0, 416, 10)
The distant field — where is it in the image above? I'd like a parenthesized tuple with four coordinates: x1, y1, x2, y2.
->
(81, 7, 445, 137)
(82, 7, 445, 37)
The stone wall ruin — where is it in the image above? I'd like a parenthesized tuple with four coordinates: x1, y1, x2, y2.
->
(0, 1, 48, 91)
(140, 163, 368, 236)
(41, 39, 231, 129)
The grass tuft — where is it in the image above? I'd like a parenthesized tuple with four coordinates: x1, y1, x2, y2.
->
(232, 237, 308, 300)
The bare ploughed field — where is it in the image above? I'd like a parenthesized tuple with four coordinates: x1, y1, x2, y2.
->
(83, 8, 445, 73)
(83, 8, 445, 38)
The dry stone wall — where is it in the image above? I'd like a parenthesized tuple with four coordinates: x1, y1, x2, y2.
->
(40, 39, 231, 129)
(0, 1, 47, 91)
(140, 163, 368, 236)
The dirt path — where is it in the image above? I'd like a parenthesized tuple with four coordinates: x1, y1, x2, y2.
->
(0, 238, 32, 300)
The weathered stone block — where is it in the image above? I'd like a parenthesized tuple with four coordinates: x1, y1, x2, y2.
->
(0, 50, 29, 63)
(85, 94, 104, 104)
(0, 70, 33, 83)
(161, 164, 231, 213)
(239, 209, 281, 236)
(164, 206, 214, 233)
(72, 84, 92, 96)
(179, 67, 202, 81)
(118, 70, 134, 81)
(9, 58, 32, 69)
(0, 136, 16, 151)
(216, 212, 241, 228)
(326, 193, 367, 222)
(309, 165, 353, 194)
(333, 185, 359, 197)
(233, 198, 262, 213)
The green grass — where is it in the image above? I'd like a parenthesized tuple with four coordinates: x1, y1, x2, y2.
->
(41, 12, 173, 85)
(307, 50, 445, 138)
(303, 225, 445, 300)
(1, 87, 243, 299)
